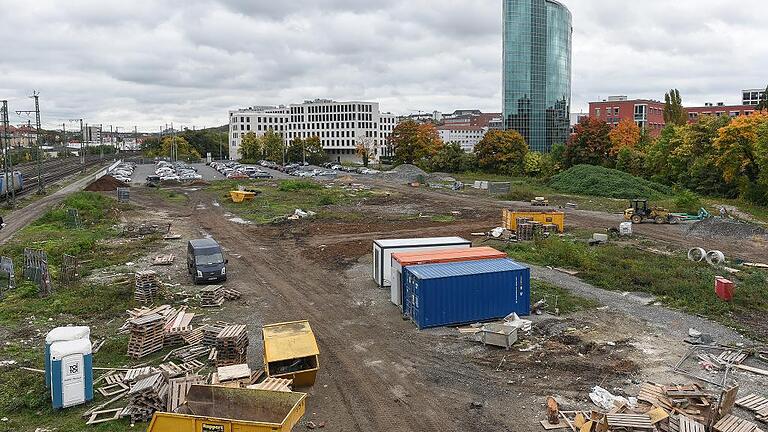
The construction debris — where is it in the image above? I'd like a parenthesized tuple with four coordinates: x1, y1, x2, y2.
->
(151, 254, 175, 266)
(199, 285, 224, 307)
(124, 373, 168, 423)
(247, 377, 293, 393)
(166, 375, 206, 412)
(163, 307, 195, 346)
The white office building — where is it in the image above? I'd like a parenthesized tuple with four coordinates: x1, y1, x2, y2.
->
(436, 125, 487, 152)
(229, 99, 398, 163)
(743, 89, 767, 106)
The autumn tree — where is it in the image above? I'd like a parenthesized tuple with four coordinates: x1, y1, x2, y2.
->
(523, 151, 544, 176)
(664, 89, 687, 126)
(240, 132, 263, 162)
(424, 142, 476, 173)
(474, 129, 528, 174)
(608, 118, 641, 155)
(714, 111, 768, 204)
(564, 117, 612, 167)
(388, 120, 443, 165)
(161, 136, 201, 161)
(355, 136, 378, 167)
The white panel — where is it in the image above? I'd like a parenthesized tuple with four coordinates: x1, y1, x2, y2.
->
(61, 354, 85, 408)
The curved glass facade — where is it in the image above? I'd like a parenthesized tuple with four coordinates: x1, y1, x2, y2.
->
(503, 0, 572, 152)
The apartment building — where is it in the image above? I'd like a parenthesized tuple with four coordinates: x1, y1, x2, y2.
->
(588, 96, 666, 136)
(229, 100, 397, 163)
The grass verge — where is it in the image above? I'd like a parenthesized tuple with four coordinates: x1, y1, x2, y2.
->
(530, 279, 601, 315)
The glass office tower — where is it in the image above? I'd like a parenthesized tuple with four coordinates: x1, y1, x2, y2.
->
(503, 0, 572, 152)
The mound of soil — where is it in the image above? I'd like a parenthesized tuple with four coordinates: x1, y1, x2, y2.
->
(85, 175, 129, 192)
(686, 218, 768, 241)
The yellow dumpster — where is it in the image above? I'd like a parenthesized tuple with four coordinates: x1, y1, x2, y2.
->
(230, 190, 256, 203)
(502, 209, 565, 233)
(146, 386, 307, 432)
(262, 320, 319, 387)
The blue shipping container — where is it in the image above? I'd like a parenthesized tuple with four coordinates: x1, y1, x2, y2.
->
(402, 258, 530, 329)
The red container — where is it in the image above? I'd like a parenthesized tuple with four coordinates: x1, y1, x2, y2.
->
(715, 277, 735, 301)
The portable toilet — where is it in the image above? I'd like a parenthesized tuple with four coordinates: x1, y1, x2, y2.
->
(50, 339, 93, 409)
(45, 326, 90, 388)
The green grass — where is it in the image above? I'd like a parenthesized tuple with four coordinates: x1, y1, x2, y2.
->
(502, 236, 768, 337)
(549, 165, 673, 199)
(0, 192, 163, 431)
(152, 188, 190, 204)
(530, 279, 601, 314)
(209, 179, 375, 224)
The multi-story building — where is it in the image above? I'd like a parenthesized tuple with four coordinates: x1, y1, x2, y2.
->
(685, 103, 758, 122)
(742, 89, 767, 106)
(81, 125, 102, 145)
(443, 111, 502, 129)
(503, 0, 572, 152)
(588, 96, 666, 136)
(436, 125, 487, 152)
(229, 100, 397, 163)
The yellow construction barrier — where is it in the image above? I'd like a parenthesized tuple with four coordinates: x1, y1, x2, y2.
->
(263, 320, 320, 387)
(230, 190, 256, 203)
(502, 209, 565, 233)
(146, 386, 306, 432)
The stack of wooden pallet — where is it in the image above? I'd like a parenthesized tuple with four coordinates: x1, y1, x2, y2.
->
(163, 307, 195, 346)
(222, 288, 242, 301)
(200, 285, 224, 307)
(215, 324, 249, 366)
(134, 271, 160, 304)
(127, 314, 165, 359)
(211, 364, 252, 387)
(736, 394, 768, 425)
(202, 321, 230, 346)
(637, 382, 713, 425)
(123, 373, 168, 423)
(170, 344, 211, 363)
(158, 360, 206, 378)
(167, 375, 206, 412)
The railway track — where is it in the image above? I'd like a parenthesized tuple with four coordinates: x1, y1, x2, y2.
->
(4, 156, 110, 200)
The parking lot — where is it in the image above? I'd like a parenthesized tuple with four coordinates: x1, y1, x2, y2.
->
(130, 163, 224, 184)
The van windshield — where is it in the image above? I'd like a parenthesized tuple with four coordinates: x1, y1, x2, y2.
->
(195, 252, 224, 265)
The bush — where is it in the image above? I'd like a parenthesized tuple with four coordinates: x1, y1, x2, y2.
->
(278, 180, 322, 192)
(673, 189, 703, 213)
(549, 164, 672, 199)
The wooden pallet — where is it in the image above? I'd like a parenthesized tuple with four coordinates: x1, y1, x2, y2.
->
(737, 395, 768, 413)
(247, 377, 293, 393)
(718, 351, 749, 365)
(167, 375, 206, 412)
(678, 415, 706, 432)
(714, 414, 762, 432)
(606, 413, 655, 430)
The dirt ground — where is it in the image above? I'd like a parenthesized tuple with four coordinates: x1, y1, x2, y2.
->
(121, 180, 767, 432)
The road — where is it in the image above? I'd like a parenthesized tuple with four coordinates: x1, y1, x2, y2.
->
(0, 165, 113, 245)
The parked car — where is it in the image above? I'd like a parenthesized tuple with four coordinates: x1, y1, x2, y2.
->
(187, 238, 227, 284)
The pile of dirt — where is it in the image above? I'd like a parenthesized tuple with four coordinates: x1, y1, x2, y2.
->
(380, 164, 427, 183)
(549, 164, 673, 199)
(85, 175, 129, 192)
(685, 218, 768, 241)
(426, 172, 456, 183)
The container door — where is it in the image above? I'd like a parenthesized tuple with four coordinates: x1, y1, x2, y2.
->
(395, 270, 402, 307)
(374, 248, 380, 284)
(61, 354, 84, 407)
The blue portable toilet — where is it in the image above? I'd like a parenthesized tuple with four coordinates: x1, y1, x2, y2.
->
(402, 258, 530, 329)
(50, 339, 93, 409)
(45, 326, 90, 388)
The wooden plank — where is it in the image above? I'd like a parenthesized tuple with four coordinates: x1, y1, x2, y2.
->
(734, 364, 768, 377)
(540, 419, 569, 430)
(85, 408, 122, 425)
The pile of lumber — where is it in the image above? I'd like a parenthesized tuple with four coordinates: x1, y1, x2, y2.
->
(158, 359, 205, 378)
(637, 382, 713, 425)
(222, 288, 242, 300)
(134, 270, 160, 304)
(151, 254, 175, 266)
(166, 343, 211, 363)
(215, 324, 249, 366)
(211, 363, 252, 387)
(736, 394, 768, 425)
(127, 314, 165, 359)
(123, 373, 168, 423)
(167, 375, 206, 412)
(163, 307, 195, 346)
(200, 285, 224, 307)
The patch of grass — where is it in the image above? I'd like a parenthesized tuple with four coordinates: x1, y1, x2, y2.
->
(502, 236, 768, 337)
(530, 279, 601, 314)
(210, 179, 373, 224)
(430, 215, 456, 223)
(153, 188, 189, 204)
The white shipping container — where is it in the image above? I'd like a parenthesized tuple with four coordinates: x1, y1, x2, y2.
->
(371, 237, 471, 287)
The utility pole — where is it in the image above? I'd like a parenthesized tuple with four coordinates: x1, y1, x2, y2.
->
(99, 124, 104, 160)
(1, 100, 15, 207)
(134, 126, 137, 153)
(16, 92, 44, 194)
(82, 122, 87, 174)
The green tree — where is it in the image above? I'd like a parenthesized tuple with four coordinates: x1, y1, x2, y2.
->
(262, 129, 285, 163)
(388, 120, 443, 165)
(424, 142, 476, 173)
(303, 136, 327, 165)
(757, 86, 768, 111)
(141, 136, 162, 156)
(240, 132, 263, 162)
(181, 129, 229, 160)
(161, 136, 201, 161)
(565, 117, 612, 167)
(523, 151, 544, 176)
(474, 129, 528, 174)
(615, 147, 646, 177)
(663, 89, 687, 126)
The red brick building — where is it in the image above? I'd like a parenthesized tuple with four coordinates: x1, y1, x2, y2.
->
(588, 96, 666, 136)
(685, 103, 759, 122)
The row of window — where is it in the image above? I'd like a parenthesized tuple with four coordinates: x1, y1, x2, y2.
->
(295, 104, 374, 115)
(689, 110, 755, 118)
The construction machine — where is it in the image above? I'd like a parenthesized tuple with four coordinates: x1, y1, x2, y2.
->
(624, 199, 681, 225)
(530, 197, 549, 207)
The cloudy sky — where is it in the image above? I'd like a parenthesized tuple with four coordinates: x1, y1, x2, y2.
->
(0, 0, 765, 130)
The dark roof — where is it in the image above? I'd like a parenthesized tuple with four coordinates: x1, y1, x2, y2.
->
(189, 238, 220, 249)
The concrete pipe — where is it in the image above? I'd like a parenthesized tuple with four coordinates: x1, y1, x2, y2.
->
(706, 250, 726, 266)
(687, 247, 706, 262)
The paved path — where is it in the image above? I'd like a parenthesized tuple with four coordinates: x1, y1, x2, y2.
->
(0, 165, 112, 245)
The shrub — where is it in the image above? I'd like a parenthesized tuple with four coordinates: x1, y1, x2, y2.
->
(673, 189, 703, 213)
(549, 164, 672, 199)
